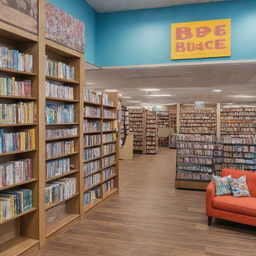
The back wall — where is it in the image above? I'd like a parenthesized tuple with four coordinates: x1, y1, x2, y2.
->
(95, 0, 256, 66)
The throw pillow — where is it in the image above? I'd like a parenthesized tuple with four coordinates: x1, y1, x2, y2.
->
(212, 175, 232, 196)
(230, 176, 251, 198)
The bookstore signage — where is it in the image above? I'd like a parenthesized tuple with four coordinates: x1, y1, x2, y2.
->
(171, 19, 231, 60)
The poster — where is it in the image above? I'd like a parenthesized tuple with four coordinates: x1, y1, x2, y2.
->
(171, 19, 231, 60)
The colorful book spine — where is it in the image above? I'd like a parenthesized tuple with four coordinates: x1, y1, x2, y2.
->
(46, 157, 71, 179)
(0, 188, 33, 222)
(84, 147, 101, 161)
(84, 134, 101, 147)
(102, 155, 115, 168)
(102, 133, 116, 144)
(84, 89, 101, 104)
(46, 140, 75, 159)
(0, 46, 33, 72)
(84, 106, 101, 117)
(83, 120, 101, 133)
(102, 167, 115, 181)
(46, 126, 78, 139)
(0, 159, 32, 187)
(46, 103, 74, 124)
(102, 121, 112, 131)
(84, 160, 101, 176)
(103, 179, 115, 193)
(83, 186, 101, 205)
(45, 178, 76, 206)
(103, 109, 115, 119)
(103, 143, 116, 155)
(45, 56, 75, 80)
(46, 80, 74, 100)
(102, 93, 114, 106)
(84, 173, 101, 188)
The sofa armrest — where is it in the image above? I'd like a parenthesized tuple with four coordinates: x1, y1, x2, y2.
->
(206, 181, 215, 216)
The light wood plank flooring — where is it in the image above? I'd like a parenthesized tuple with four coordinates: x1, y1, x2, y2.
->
(29, 148, 256, 256)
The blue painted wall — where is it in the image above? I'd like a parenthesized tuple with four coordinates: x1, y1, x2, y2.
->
(95, 0, 256, 66)
(48, 0, 96, 64)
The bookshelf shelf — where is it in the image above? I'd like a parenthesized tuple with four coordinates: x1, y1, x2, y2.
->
(0, 148, 37, 157)
(45, 193, 79, 210)
(103, 104, 116, 108)
(84, 182, 102, 192)
(46, 214, 80, 238)
(46, 135, 79, 142)
(46, 169, 79, 182)
(46, 123, 79, 126)
(0, 207, 37, 226)
(84, 198, 102, 212)
(0, 178, 37, 192)
(103, 129, 117, 133)
(46, 152, 78, 161)
(0, 123, 37, 127)
(103, 141, 117, 145)
(84, 169, 102, 178)
(84, 101, 102, 106)
(84, 156, 102, 163)
(102, 174, 118, 183)
(0, 67, 37, 77)
(0, 237, 39, 256)
(46, 97, 79, 103)
(84, 131, 102, 134)
(103, 188, 118, 199)
(46, 75, 79, 85)
(103, 152, 117, 157)
(84, 144, 102, 149)
(0, 96, 37, 101)
(84, 116, 102, 119)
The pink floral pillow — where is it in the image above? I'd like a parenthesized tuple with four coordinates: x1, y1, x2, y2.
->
(230, 176, 251, 198)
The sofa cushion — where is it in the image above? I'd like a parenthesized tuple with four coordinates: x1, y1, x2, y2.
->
(230, 176, 251, 198)
(213, 195, 256, 217)
(222, 168, 256, 197)
(212, 175, 232, 196)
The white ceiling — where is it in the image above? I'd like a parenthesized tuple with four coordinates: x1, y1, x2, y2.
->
(85, 60, 256, 107)
(86, 0, 229, 13)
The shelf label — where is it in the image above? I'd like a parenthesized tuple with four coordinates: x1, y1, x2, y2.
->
(171, 19, 231, 60)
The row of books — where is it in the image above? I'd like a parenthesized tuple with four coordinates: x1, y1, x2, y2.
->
(0, 46, 33, 72)
(45, 56, 75, 80)
(177, 164, 213, 173)
(146, 111, 157, 154)
(46, 157, 71, 179)
(180, 127, 216, 134)
(102, 93, 114, 106)
(84, 134, 101, 147)
(0, 76, 32, 97)
(0, 159, 32, 188)
(46, 126, 78, 140)
(103, 179, 115, 193)
(45, 178, 76, 206)
(46, 81, 74, 100)
(102, 155, 115, 168)
(176, 171, 211, 181)
(84, 89, 101, 104)
(84, 120, 101, 133)
(102, 122, 112, 131)
(102, 167, 115, 180)
(103, 109, 115, 119)
(223, 145, 256, 153)
(177, 135, 215, 142)
(83, 186, 101, 205)
(84, 147, 101, 161)
(0, 128, 35, 153)
(103, 133, 116, 144)
(84, 106, 101, 117)
(178, 142, 214, 150)
(177, 149, 214, 156)
(177, 157, 213, 165)
(46, 140, 75, 159)
(0, 188, 33, 222)
(46, 103, 74, 124)
(0, 102, 36, 124)
(84, 160, 100, 176)
(103, 143, 116, 155)
(84, 173, 101, 188)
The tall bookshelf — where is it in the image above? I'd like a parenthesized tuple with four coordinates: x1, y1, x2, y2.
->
(157, 111, 170, 128)
(129, 108, 146, 154)
(0, 2, 119, 255)
(146, 111, 158, 154)
(83, 90, 119, 212)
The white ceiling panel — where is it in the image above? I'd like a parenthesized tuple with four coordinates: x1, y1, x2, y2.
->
(85, 61, 256, 106)
(86, 0, 229, 13)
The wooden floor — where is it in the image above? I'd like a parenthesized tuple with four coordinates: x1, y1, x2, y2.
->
(29, 148, 256, 256)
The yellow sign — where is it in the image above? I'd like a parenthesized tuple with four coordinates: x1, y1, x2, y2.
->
(171, 19, 231, 60)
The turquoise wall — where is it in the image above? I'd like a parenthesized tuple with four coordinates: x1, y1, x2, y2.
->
(48, 0, 96, 64)
(95, 0, 256, 66)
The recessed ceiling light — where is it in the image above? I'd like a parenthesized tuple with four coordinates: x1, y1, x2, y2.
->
(139, 88, 160, 92)
(128, 100, 141, 103)
(230, 95, 256, 98)
(213, 89, 222, 92)
(104, 89, 117, 92)
(118, 93, 122, 97)
(121, 96, 131, 99)
(149, 94, 171, 97)
(86, 82, 95, 85)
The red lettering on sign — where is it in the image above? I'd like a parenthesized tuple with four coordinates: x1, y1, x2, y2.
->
(215, 39, 226, 49)
(205, 41, 213, 49)
(196, 27, 211, 38)
(176, 42, 185, 52)
(187, 42, 195, 51)
(176, 27, 193, 40)
(215, 25, 226, 36)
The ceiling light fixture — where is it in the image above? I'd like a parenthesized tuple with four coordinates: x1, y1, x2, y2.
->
(230, 95, 256, 98)
(128, 100, 141, 103)
(121, 96, 131, 99)
(118, 93, 122, 97)
(139, 88, 160, 92)
(213, 89, 222, 92)
(149, 94, 171, 97)
(104, 89, 118, 92)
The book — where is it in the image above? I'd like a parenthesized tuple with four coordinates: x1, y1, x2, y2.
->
(84, 173, 101, 188)
(102, 133, 116, 144)
(84, 106, 101, 117)
(84, 160, 101, 176)
(102, 167, 116, 181)
(46, 140, 75, 159)
(46, 126, 78, 140)
(103, 179, 115, 193)
(84, 89, 101, 104)
(84, 134, 101, 147)
(46, 80, 74, 100)
(46, 103, 74, 124)
(46, 157, 72, 179)
(84, 147, 101, 161)
(83, 186, 101, 205)
(84, 120, 101, 133)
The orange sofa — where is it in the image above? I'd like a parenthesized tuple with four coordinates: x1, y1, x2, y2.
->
(206, 168, 256, 226)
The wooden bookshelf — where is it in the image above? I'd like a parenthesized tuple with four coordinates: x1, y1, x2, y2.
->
(83, 90, 119, 212)
(0, 3, 120, 254)
(146, 111, 158, 154)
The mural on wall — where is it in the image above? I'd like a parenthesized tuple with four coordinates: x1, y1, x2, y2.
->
(0, 0, 38, 34)
(171, 19, 231, 60)
(45, 2, 85, 53)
